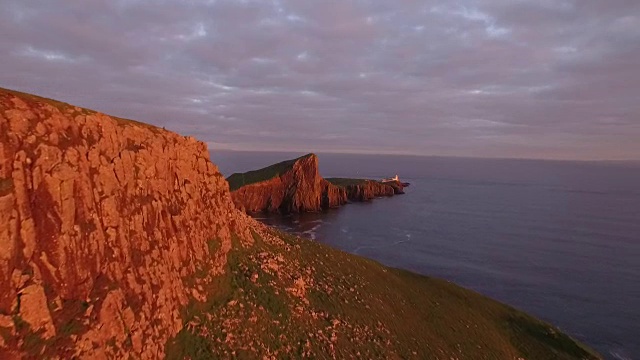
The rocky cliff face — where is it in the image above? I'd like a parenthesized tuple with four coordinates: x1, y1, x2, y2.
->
(342, 180, 398, 201)
(229, 155, 403, 214)
(0, 88, 254, 359)
(321, 180, 348, 209)
(229, 154, 348, 213)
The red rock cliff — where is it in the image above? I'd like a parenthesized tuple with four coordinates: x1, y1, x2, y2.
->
(342, 180, 397, 201)
(229, 154, 348, 213)
(228, 154, 403, 214)
(0, 88, 254, 358)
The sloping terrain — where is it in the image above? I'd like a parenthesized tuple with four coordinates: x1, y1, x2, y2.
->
(0, 87, 600, 359)
(168, 224, 600, 359)
(227, 157, 301, 191)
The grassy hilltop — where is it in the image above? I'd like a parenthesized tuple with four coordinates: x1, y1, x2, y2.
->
(227, 155, 309, 191)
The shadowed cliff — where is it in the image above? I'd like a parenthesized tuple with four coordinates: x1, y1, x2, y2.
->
(0, 88, 600, 359)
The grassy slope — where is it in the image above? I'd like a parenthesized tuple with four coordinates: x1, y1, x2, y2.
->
(0, 87, 159, 131)
(226, 157, 381, 191)
(226, 154, 313, 191)
(167, 230, 600, 359)
(325, 178, 369, 187)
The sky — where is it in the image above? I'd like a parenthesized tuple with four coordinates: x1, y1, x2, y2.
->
(1, 0, 639, 160)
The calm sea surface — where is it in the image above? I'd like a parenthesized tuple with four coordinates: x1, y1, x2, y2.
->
(212, 150, 640, 360)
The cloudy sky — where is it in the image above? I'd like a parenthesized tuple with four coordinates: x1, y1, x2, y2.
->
(1, 0, 639, 160)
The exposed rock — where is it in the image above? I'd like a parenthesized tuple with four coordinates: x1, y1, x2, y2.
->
(0, 88, 255, 358)
(228, 154, 402, 214)
(18, 284, 56, 339)
(228, 154, 337, 213)
(341, 179, 400, 201)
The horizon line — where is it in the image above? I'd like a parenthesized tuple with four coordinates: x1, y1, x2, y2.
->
(207, 144, 640, 164)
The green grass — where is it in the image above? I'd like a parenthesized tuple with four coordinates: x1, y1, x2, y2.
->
(58, 319, 83, 337)
(2, 297, 93, 358)
(505, 314, 597, 358)
(0, 87, 91, 114)
(165, 330, 212, 360)
(166, 229, 601, 359)
(226, 154, 314, 191)
(10, 315, 48, 357)
(0, 87, 160, 131)
(207, 238, 221, 255)
(325, 178, 369, 187)
(167, 233, 294, 359)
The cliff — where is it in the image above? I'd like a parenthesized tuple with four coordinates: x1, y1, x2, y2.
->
(227, 155, 402, 214)
(0, 88, 600, 359)
(0, 88, 255, 358)
(326, 178, 404, 200)
(227, 154, 345, 213)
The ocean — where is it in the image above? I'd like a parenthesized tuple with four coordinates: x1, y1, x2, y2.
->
(212, 150, 640, 360)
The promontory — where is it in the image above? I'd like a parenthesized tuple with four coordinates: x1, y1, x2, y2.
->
(227, 153, 406, 214)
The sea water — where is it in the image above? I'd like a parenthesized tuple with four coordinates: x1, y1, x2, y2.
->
(212, 150, 640, 360)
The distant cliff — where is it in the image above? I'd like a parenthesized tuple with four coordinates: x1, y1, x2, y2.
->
(227, 154, 403, 214)
(0, 88, 601, 359)
(326, 177, 404, 200)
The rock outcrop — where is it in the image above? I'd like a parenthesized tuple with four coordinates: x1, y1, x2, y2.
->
(331, 179, 404, 201)
(227, 154, 402, 214)
(0, 88, 254, 359)
(227, 154, 343, 213)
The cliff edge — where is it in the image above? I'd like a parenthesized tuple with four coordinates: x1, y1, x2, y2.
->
(227, 154, 402, 214)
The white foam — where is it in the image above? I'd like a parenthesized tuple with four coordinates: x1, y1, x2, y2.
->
(610, 349, 632, 360)
(301, 224, 322, 240)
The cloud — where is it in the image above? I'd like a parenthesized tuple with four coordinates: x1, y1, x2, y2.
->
(1, 0, 639, 160)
